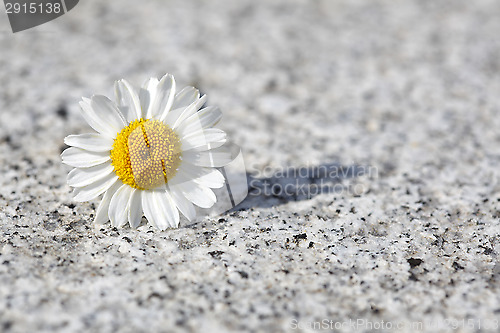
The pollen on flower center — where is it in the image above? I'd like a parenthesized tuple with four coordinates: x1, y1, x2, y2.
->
(110, 119, 182, 190)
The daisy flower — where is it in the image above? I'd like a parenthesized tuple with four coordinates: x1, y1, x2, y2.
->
(62, 74, 235, 230)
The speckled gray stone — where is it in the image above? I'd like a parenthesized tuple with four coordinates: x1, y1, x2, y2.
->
(1, 0, 500, 332)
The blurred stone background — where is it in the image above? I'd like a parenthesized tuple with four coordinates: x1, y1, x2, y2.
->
(1, 0, 500, 332)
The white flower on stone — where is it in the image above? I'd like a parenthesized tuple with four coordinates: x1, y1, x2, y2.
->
(62, 74, 234, 230)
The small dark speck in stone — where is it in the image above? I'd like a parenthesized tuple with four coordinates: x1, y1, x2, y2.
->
(148, 292, 163, 300)
(293, 233, 307, 241)
(2, 322, 13, 331)
(56, 106, 68, 120)
(407, 258, 423, 268)
(208, 250, 224, 259)
(175, 319, 187, 327)
(123, 237, 132, 243)
(237, 271, 249, 279)
(452, 261, 465, 270)
(479, 246, 493, 255)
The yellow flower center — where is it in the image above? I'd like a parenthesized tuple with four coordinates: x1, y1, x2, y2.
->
(110, 119, 182, 190)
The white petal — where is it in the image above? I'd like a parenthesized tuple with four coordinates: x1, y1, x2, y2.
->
(163, 87, 201, 126)
(174, 181, 216, 209)
(180, 128, 226, 151)
(172, 86, 200, 110)
(151, 74, 176, 121)
(184, 139, 226, 152)
(109, 184, 133, 227)
(94, 181, 122, 225)
(177, 106, 222, 136)
(193, 169, 225, 188)
(67, 163, 114, 187)
(168, 186, 196, 221)
(139, 77, 159, 120)
(182, 144, 237, 167)
(128, 189, 143, 228)
(163, 190, 180, 228)
(172, 95, 207, 129)
(115, 79, 143, 122)
(170, 162, 212, 183)
(79, 98, 116, 138)
(162, 107, 184, 127)
(61, 147, 110, 168)
(169, 162, 224, 188)
(141, 191, 158, 229)
(142, 190, 180, 230)
(73, 174, 119, 202)
(64, 134, 113, 152)
(90, 95, 127, 133)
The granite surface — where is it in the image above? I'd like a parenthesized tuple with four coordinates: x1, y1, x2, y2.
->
(1, 0, 500, 332)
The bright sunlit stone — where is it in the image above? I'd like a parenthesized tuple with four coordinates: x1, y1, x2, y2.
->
(110, 119, 182, 190)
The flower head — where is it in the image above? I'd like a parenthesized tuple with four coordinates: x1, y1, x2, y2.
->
(62, 74, 235, 230)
